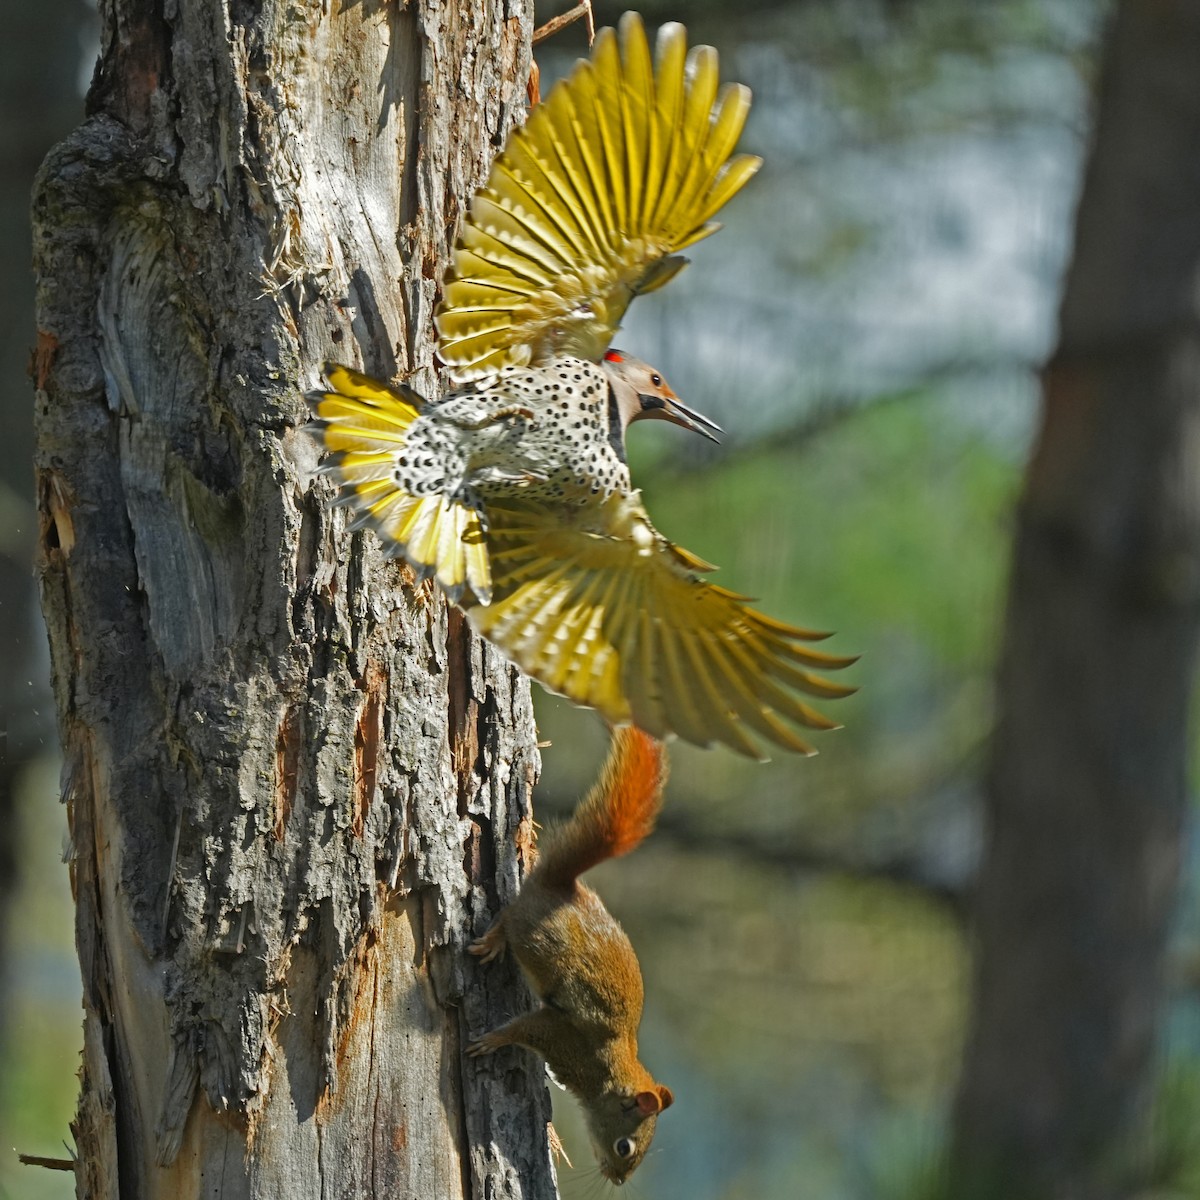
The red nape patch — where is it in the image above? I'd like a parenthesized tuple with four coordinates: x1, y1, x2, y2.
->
(604, 350, 624, 363)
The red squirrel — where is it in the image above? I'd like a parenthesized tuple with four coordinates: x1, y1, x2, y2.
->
(469, 727, 674, 1184)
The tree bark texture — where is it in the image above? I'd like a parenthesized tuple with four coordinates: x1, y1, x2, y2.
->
(950, 4, 1200, 1198)
(33, 2, 557, 1197)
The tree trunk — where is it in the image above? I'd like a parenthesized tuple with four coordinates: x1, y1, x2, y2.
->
(950, 4, 1200, 1198)
(32, 2, 557, 1197)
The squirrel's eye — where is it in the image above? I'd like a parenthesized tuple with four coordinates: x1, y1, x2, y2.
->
(614, 1136, 636, 1159)
(650, 373, 662, 387)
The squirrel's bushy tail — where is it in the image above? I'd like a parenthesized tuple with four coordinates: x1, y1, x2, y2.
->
(535, 727, 667, 891)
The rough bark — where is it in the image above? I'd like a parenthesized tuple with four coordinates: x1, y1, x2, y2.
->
(949, 4, 1200, 1198)
(32, 2, 557, 1197)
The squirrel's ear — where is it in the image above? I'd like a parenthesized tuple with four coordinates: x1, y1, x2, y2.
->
(657, 1085, 675, 1111)
(634, 1090, 662, 1116)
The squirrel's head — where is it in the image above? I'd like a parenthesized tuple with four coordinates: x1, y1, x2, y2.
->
(585, 1080, 675, 1184)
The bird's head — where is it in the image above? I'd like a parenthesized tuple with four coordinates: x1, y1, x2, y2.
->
(602, 349, 721, 443)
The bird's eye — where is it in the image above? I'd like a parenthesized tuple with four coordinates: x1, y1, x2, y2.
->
(614, 1136, 636, 1159)
(650, 373, 662, 387)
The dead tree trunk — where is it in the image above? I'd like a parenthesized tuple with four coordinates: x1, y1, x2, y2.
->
(33, 2, 556, 1197)
(950, 4, 1200, 1198)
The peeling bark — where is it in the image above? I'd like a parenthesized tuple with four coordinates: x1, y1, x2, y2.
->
(33, 2, 556, 1196)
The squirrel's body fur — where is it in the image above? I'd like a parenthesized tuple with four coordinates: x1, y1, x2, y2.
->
(469, 728, 672, 1184)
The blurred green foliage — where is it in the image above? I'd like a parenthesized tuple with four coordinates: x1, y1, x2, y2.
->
(0, 759, 77, 1200)
(536, 384, 1016, 1197)
(530, 3, 1115, 1185)
(544, 386, 1020, 862)
(1142, 1063, 1200, 1199)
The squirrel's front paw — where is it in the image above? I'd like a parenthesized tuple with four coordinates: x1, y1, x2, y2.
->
(467, 1030, 508, 1057)
(469, 924, 507, 963)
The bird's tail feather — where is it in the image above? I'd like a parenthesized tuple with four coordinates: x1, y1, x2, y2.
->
(307, 362, 493, 604)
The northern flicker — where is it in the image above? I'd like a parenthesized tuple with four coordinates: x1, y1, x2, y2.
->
(308, 13, 856, 758)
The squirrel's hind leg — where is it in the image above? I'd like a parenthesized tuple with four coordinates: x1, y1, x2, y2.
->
(469, 918, 508, 963)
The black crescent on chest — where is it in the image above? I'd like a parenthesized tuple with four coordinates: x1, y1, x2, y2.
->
(605, 383, 628, 465)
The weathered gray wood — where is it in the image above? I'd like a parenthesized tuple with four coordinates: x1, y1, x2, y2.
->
(33, 2, 556, 1196)
(949, 3, 1200, 1197)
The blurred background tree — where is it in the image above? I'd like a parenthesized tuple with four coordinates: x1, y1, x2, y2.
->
(7, 1, 1200, 1199)
(951, 4, 1200, 1197)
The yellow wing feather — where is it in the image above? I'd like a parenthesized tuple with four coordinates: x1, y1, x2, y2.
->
(306, 364, 493, 604)
(466, 495, 856, 759)
(435, 13, 762, 382)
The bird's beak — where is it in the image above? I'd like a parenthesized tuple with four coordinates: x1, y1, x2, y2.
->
(641, 394, 722, 443)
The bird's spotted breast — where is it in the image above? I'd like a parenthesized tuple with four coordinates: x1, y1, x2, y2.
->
(475, 358, 632, 505)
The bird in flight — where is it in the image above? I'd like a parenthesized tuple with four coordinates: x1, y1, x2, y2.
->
(308, 13, 855, 758)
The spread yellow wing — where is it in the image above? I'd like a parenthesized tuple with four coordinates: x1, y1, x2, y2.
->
(465, 494, 856, 759)
(435, 13, 761, 382)
(307, 363, 492, 604)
